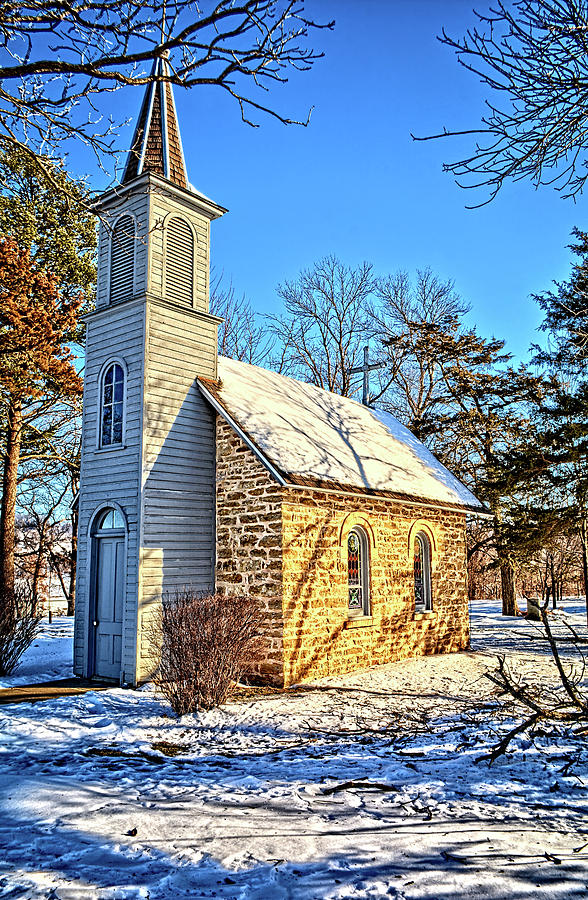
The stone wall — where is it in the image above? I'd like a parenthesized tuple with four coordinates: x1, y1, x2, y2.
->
(281, 489, 469, 685)
(216, 419, 470, 687)
(215, 417, 284, 682)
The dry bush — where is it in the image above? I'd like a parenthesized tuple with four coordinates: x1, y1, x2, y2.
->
(0, 584, 42, 676)
(150, 590, 264, 716)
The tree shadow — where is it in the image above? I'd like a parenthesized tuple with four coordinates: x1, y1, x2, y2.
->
(1, 783, 586, 899)
(1, 671, 588, 898)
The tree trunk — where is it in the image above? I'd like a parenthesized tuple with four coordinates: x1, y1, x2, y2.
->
(580, 517, 588, 628)
(0, 399, 22, 601)
(67, 508, 77, 616)
(550, 555, 557, 609)
(31, 531, 44, 610)
(500, 561, 519, 616)
(492, 508, 519, 617)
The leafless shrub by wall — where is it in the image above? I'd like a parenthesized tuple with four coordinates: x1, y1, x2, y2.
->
(0, 584, 42, 675)
(149, 590, 264, 716)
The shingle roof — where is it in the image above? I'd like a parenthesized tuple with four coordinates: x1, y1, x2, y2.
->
(123, 56, 188, 189)
(198, 357, 486, 513)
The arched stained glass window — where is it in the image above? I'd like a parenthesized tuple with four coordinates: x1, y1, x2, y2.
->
(414, 532, 432, 611)
(100, 362, 125, 447)
(348, 527, 370, 616)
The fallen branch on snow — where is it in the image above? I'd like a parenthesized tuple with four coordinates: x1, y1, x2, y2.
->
(476, 605, 588, 763)
(322, 780, 400, 795)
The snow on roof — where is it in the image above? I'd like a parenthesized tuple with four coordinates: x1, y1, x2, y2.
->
(200, 357, 485, 512)
(187, 182, 213, 203)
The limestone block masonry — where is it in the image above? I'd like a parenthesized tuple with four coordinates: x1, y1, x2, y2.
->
(215, 418, 470, 688)
(215, 419, 285, 682)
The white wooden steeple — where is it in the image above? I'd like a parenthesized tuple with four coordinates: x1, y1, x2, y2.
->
(75, 61, 226, 685)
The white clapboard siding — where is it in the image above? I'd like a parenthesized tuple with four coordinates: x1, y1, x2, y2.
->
(74, 299, 146, 683)
(110, 216, 135, 304)
(165, 217, 194, 306)
(137, 300, 217, 679)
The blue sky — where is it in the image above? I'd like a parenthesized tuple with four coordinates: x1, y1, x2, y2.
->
(86, 0, 584, 361)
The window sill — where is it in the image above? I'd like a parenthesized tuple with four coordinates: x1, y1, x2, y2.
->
(345, 615, 374, 629)
(94, 444, 127, 454)
(413, 610, 436, 621)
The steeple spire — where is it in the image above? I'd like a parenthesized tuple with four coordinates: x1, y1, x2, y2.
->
(123, 55, 188, 189)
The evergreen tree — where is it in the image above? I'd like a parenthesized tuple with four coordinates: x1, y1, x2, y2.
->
(378, 313, 542, 615)
(0, 149, 95, 609)
(535, 229, 588, 370)
(532, 230, 588, 623)
(0, 238, 82, 599)
(435, 331, 542, 615)
(0, 147, 96, 304)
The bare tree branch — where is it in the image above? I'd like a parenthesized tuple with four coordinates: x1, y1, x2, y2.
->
(416, 0, 588, 204)
(210, 270, 273, 366)
(268, 255, 375, 396)
(0, 1, 334, 176)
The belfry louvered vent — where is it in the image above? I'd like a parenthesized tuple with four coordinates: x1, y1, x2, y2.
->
(110, 216, 135, 304)
(166, 217, 194, 306)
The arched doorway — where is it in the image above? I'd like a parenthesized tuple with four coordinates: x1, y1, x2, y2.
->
(89, 507, 126, 679)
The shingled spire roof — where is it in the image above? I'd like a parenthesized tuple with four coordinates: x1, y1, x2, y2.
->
(123, 55, 188, 189)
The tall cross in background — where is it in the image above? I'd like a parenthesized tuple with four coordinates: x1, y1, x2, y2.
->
(350, 345, 384, 406)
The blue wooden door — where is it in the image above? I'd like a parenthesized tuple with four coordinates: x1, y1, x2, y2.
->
(93, 536, 124, 679)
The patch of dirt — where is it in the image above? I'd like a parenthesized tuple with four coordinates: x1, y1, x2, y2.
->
(151, 740, 187, 757)
(85, 746, 163, 765)
(0, 678, 109, 705)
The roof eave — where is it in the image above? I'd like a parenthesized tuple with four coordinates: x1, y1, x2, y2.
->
(93, 171, 227, 219)
(282, 479, 491, 516)
(197, 379, 288, 487)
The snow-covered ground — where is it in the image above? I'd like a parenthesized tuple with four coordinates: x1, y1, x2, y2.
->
(0, 601, 587, 899)
(0, 616, 74, 689)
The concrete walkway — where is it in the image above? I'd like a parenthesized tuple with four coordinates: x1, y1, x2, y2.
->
(0, 678, 110, 705)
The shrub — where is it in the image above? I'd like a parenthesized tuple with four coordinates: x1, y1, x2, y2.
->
(0, 584, 42, 675)
(151, 590, 264, 716)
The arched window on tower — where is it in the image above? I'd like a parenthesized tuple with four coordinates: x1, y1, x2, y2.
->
(414, 531, 432, 611)
(347, 527, 370, 616)
(165, 216, 194, 306)
(110, 216, 135, 304)
(100, 362, 125, 448)
(96, 507, 125, 531)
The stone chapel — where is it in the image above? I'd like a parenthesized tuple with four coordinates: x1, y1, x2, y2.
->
(74, 60, 485, 688)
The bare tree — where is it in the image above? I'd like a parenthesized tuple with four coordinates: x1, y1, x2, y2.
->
(5, 393, 82, 613)
(16, 449, 80, 616)
(467, 520, 501, 604)
(210, 271, 273, 366)
(0, 1, 333, 177)
(269, 255, 375, 396)
(16, 485, 66, 609)
(368, 268, 470, 437)
(417, 0, 588, 204)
